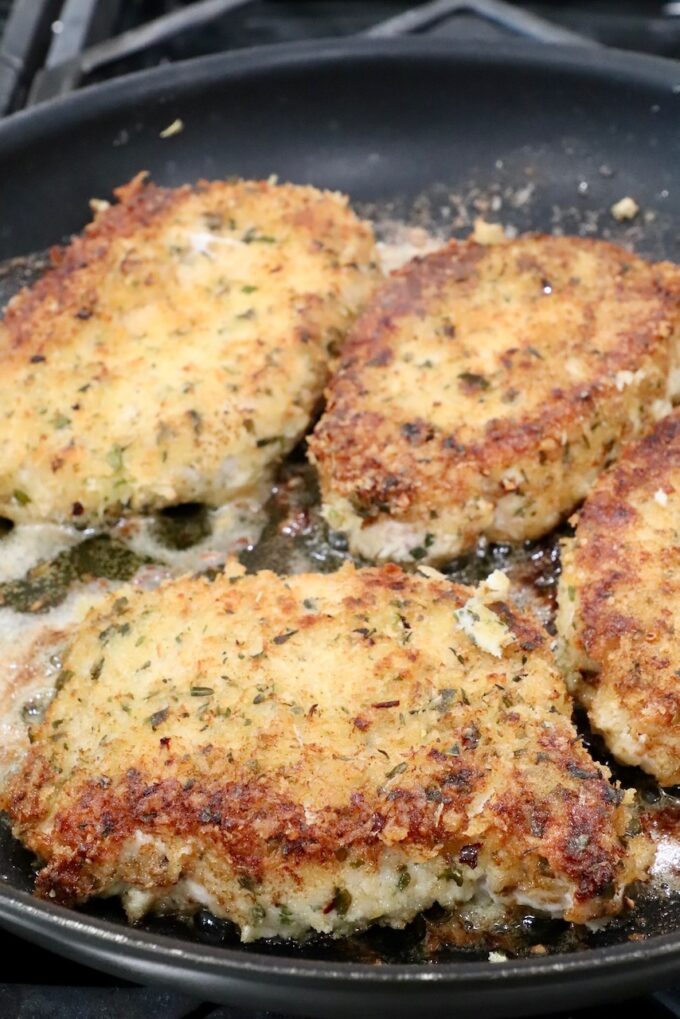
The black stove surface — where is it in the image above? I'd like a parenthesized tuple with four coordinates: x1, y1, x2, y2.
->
(2, 1, 680, 1016)
(3, 1, 680, 113)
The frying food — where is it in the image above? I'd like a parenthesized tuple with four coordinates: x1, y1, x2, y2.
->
(558, 410, 680, 787)
(0, 174, 378, 524)
(309, 234, 680, 563)
(2, 562, 648, 941)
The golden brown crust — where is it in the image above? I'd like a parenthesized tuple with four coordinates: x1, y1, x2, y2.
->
(4, 175, 181, 350)
(557, 410, 680, 786)
(0, 174, 378, 523)
(309, 234, 680, 563)
(3, 563, 648, 936)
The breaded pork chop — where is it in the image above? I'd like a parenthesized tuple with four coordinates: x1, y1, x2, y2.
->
(309, 234, 680, 564)
(3, 563, 648, 941)
(0, 174, 378, 524)
(558, 410, 680, 787)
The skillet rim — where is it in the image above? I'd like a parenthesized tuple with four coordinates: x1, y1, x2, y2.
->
(2, 883, 680, 986)
(0, 34, 679, 999)
(0, 35, 679, 155)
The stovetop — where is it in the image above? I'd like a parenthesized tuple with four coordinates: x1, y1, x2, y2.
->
(2, 0, 680, 115)
(1, 1, 680, 1016)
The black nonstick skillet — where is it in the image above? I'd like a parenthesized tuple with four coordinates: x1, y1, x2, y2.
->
(0, 35, 679, 1018)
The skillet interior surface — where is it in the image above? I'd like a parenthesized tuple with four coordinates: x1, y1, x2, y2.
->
(0, 37, 679, 1018)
